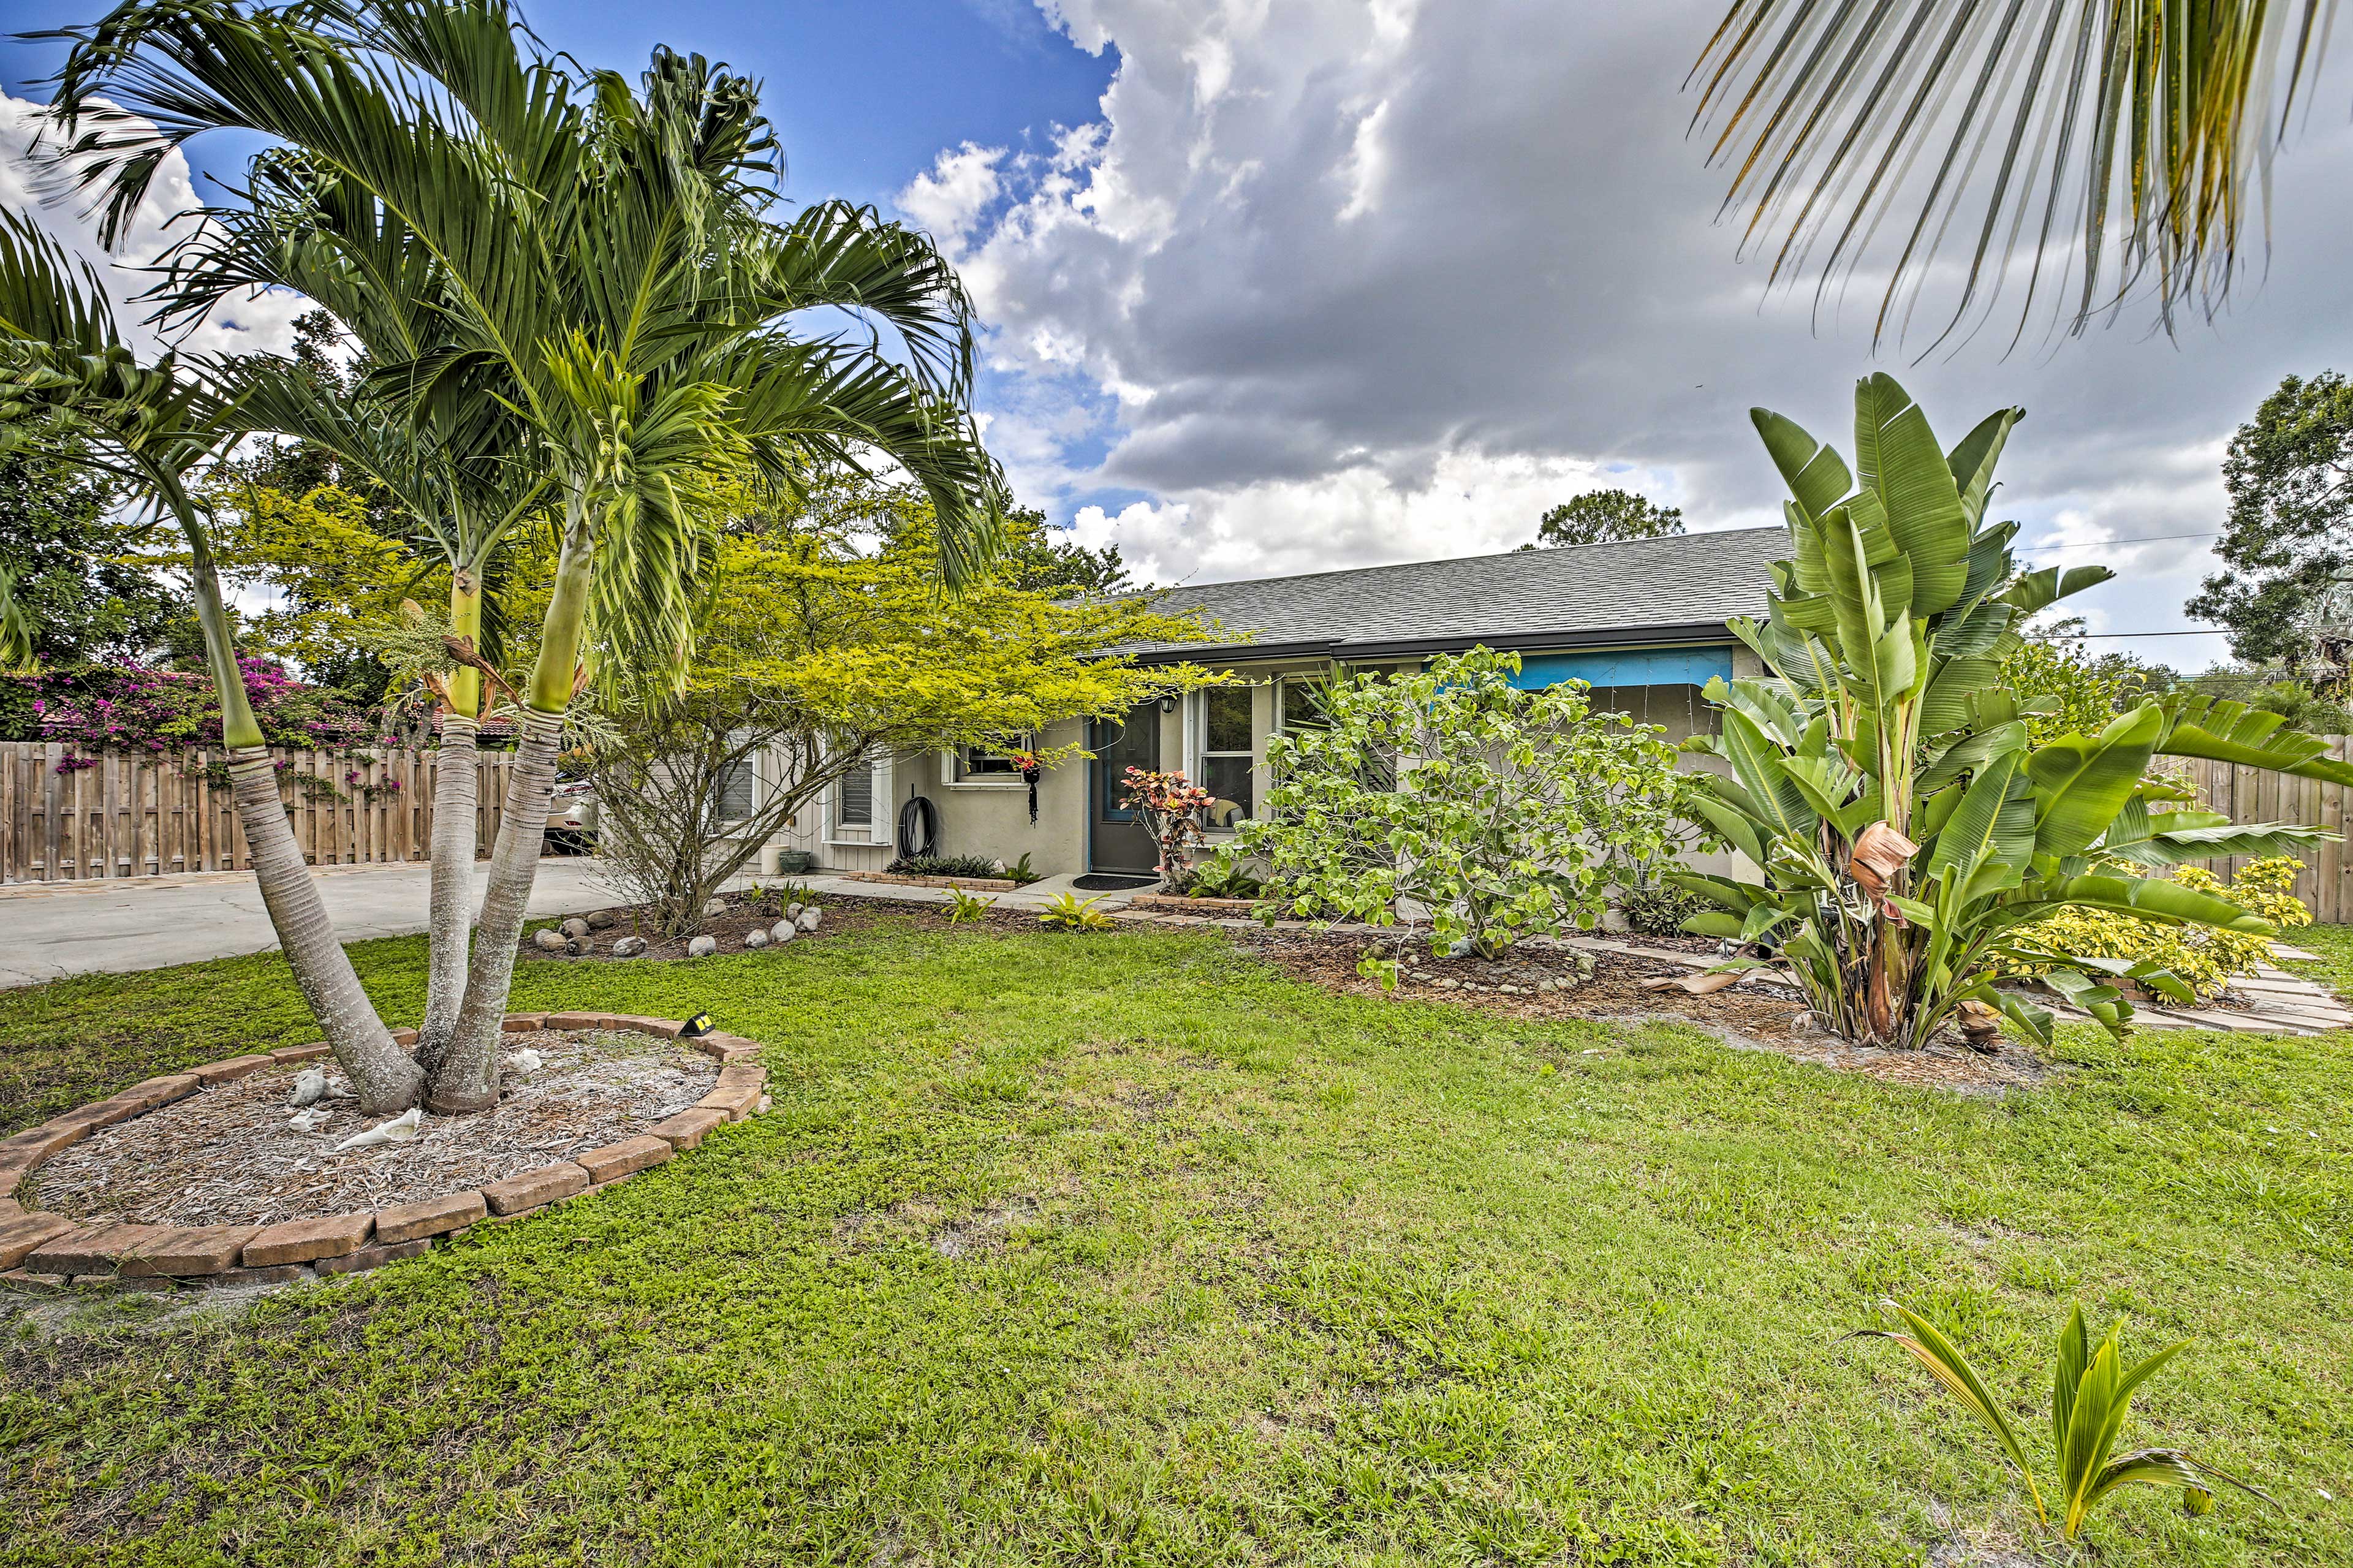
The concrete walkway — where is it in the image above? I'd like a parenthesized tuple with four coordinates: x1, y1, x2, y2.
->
(0, 860, 629, 990)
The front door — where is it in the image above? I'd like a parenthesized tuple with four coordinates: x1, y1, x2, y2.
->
(1088, 705, 1161, 874)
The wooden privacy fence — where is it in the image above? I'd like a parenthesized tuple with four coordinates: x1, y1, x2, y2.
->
(2173, 735, 2351, 923)
(0, 744, 517, 885)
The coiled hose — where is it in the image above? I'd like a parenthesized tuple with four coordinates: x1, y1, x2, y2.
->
(896, 794, 939, 860)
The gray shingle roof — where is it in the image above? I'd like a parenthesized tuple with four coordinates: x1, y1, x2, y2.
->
(1126, 525, 1786, 659)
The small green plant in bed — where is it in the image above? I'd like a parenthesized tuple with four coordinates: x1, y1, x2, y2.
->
(943, 887, 995, 923)
(1852, 1298, 2272, 1542)
(887, 854, 1007, 881)
(1170, 855, 1267, 901)
(1618, 879, 1708, 939)
(1037, 892, 1115, 931)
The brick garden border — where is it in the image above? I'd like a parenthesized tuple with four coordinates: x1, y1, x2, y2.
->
(0, 1013, 767, 1292)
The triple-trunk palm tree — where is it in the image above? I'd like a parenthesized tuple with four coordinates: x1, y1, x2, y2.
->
(4, 0, 1005, 1115)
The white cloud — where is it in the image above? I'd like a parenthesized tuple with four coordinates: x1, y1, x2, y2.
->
(906, 1, 2353, 668)
(1, 93, 307, 361)
(898, 142, 1007, 248)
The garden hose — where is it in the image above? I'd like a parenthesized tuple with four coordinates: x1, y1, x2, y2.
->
(897, 795, 939, 859)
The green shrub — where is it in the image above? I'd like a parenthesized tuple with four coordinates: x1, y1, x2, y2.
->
(1618, 881, 1707, 938)
(2010, 857, 2311, 999)
(887, 854, 1005, 881)
(1037, 892, 1114, 931)
(1172, 855, 1266, 901)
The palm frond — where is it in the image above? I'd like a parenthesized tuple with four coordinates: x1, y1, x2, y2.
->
(1689, 0, 2338, 352)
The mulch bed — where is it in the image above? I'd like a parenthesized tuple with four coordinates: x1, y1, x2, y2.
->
(28, 1029, 715, 1227)
(1235, 926, 2052, 1096)
(526, 890, 2050, 1096)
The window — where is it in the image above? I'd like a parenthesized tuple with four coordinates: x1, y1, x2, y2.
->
(1280, 678, 1332, 731)
(836, 761, 873, 827)
(715, 757, 756, 823)
(1198, 686, 1253, 827)
(949, 733, 1036, 785)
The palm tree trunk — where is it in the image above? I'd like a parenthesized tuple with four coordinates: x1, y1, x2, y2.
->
(170, 480, 420, 1113)
(430, 529, 592, 1115)
(415, 574, 483, 1074)
(225, 750, 423, 1113)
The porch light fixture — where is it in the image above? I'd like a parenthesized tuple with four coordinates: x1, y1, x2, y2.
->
(1158, 695, 1178, 714)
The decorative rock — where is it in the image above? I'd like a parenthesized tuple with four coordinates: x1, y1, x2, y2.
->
(704, 899, 729, 918)
(244, 1211, 373, 1266)
(289, 1067, 328, 1108)
(119, 1224, 261, 1278)
(686, 935, 718, 958)
(373, 1189, 487, 1246)
(612, 936, 650, 958)
(744, 928, 770, 950)
(585, 909, 617, 931)
(767, 920, 797, 945)
(565, 937, 589, 956)
(648, 1107, 728, 1150)
(316, 1238, 432, 1277)
(796, 907, 822, 933)
(559, 917, 591, 940)
(480, 1162, 592, 1216)
(0, 1212, 75, 1269)
(574, 1135, 672, 1183)
(786, 901, 804, 920)
(533, 928, 568, 952)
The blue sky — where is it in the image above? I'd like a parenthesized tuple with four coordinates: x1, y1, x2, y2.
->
(8, 1, 2352, 670)
(3, 1, 1116, 208)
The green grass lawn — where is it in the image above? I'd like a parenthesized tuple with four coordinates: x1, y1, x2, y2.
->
(2, 917, 2349, 1566)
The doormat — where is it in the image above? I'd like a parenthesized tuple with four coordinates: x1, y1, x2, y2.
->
(1072, 874, 1158, 891)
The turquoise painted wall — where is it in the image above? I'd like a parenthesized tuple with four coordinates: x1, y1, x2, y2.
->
(1509, 646, 1733, 690)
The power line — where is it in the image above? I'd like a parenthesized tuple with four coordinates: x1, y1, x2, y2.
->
(2013, 530, 2219, 553)
(2064, 629, 2229, 638)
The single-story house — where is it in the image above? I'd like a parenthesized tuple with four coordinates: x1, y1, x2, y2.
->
(754, 526, 1783, 881)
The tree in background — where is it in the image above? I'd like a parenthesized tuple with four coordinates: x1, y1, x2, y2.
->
(589, 502, 1211, 937)
(1999, 618, 2176, 746)
(0, 437, 186, 672)
(1527, 488, 1684, 549)
(2188, 370, 2351, 693)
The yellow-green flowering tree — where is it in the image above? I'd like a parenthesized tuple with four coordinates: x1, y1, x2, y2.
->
(586, 511, 1216, 936)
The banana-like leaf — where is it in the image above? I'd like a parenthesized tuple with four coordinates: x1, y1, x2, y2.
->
(2108, 819, 2341, 868)
(2040, 966, 2131, 1032)
(1969, 979, 2058, 1050)
(1920, 719, 2028, 795)
(1946, 407, 2022, 528)
(2157, 693, 2353, 786)
(2026, 706, 2163, 858)
(2002, 564, 2115, 620)
(1686, 790, 1767, 868)
(1720, 706, 1820, 848)
(1751, 407, 1853, 525)
(1665, 871, 1764, 915)
(1928, 748, 2031, 884)
(1852, 373, 1971, 615)
(2044, 874, 2275, 935)
(1778, 753, 1859, 827)
(1919, 654, 1996, 737)
(1683, 911, 1745, 939)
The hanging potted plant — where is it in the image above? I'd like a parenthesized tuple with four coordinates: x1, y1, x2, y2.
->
(1009, 747, 1044, 825)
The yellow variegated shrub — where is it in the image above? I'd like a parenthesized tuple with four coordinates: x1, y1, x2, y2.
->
(2017, 858, 2311, 999)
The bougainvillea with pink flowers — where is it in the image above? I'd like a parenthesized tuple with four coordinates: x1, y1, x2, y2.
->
(17, 659, 369, 757)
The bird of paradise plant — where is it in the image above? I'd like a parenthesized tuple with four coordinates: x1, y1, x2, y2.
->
(1674, 373, 2351, 1050)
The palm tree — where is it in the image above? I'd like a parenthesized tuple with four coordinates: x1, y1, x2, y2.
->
(26, 0, 1007, 1114)
(0, 209, 428, 1110)
(1689, 1, 2339, 352)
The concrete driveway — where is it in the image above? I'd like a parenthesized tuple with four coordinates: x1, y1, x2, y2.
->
(0, 859, 629, 990)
